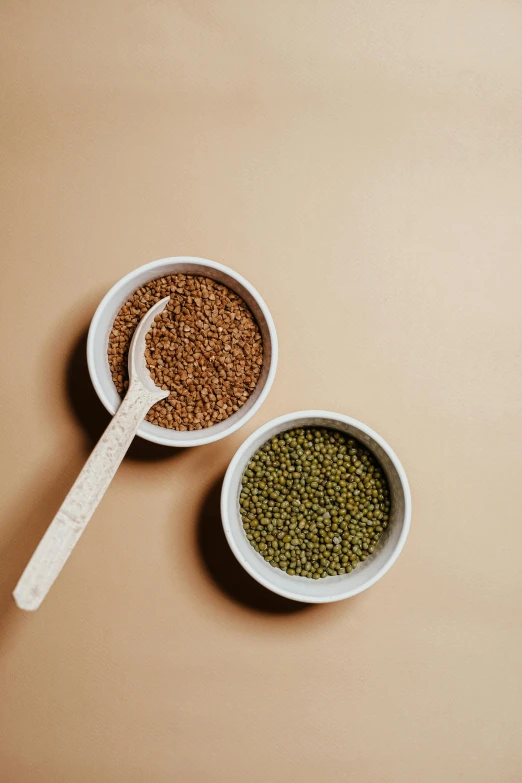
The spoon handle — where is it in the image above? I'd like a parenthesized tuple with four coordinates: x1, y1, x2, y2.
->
(13, 384, 162, 611)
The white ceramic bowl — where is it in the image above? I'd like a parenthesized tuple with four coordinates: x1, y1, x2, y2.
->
(87, 257, 278, 447)
(221, 411, 411, 603)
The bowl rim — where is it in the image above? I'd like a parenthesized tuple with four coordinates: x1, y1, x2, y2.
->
(221, 410, 411, 603)
(86, 256, 278, 447)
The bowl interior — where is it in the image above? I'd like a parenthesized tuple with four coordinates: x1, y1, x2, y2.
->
(88, 258, 275, 446)
(222, 413, 410, 602)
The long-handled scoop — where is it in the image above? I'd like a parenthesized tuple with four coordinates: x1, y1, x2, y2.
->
(13, 297, 171, 611)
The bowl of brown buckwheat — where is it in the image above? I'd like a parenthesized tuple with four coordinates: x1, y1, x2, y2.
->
(87, 256, 278, 447)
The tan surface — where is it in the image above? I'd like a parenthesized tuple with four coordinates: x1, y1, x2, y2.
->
(1, 2, 522, 781)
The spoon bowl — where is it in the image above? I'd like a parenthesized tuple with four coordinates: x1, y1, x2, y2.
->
(128, 295, 171, 396)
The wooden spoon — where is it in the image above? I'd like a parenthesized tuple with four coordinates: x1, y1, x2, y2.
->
(13, 296, 171, 611)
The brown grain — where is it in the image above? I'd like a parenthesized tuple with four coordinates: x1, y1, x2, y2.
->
(108, 274, 263, 431)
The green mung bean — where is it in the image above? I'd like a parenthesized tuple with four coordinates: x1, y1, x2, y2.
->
(240, 427, 391, 579)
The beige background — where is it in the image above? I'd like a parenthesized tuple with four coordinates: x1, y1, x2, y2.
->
(1, 1, 522, 781)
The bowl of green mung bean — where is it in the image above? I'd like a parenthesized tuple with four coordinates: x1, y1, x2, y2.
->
(221, 411, 411, 603)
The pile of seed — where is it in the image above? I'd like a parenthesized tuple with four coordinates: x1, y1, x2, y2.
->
(240, 427, 391, 578)
(108, 274, 263, 430)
